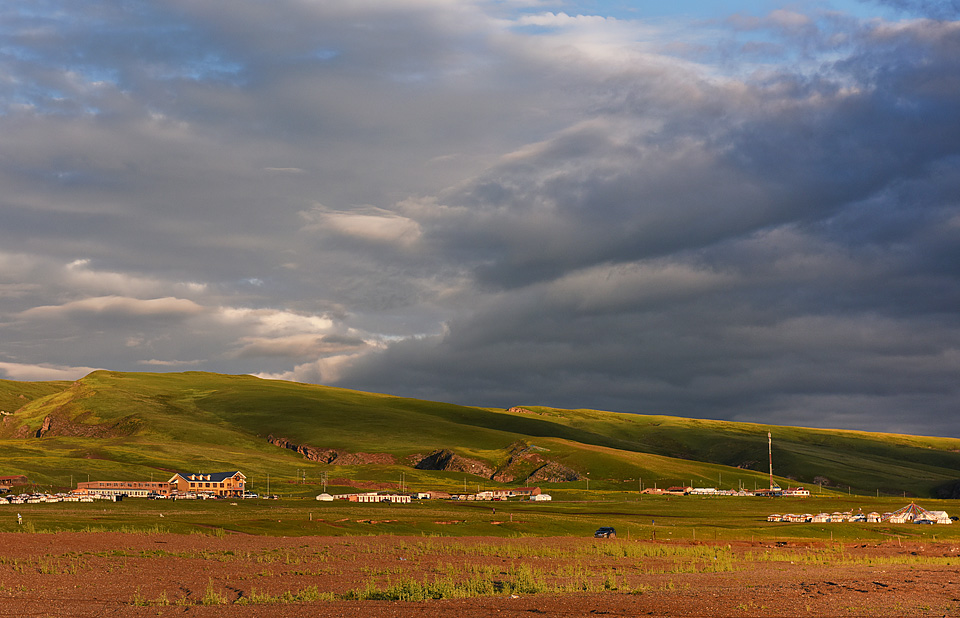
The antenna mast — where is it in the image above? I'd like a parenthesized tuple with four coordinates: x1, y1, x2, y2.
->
(768, 432, 773, 491)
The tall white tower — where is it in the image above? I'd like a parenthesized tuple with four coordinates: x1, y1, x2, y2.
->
(768, 432, 773, 491)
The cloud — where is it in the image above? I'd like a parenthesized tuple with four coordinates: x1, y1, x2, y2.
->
(138, 359, 203, 367)
(866, 0, 960, 19)
(1, 1, 960, 436)
(234, 333, 368, 359)
(300, 206, 423, 247)
(255, 351, 370, 384)
(19, 296, 205, 320)
(0, 362, 99, 382)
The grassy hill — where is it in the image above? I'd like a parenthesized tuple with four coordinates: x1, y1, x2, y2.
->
(0, 371, 958, 498)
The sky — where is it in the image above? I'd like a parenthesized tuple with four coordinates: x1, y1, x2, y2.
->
(1, 0, 959, 437)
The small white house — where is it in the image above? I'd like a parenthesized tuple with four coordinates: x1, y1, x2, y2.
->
(315, 493, 334, 501)
(530, 493, 552, 501)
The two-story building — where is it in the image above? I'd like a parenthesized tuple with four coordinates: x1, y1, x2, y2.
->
(168, 471, 246, 497)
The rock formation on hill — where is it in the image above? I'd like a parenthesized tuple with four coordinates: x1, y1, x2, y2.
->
(266, 436, 395, 465)
(267, 437, 581, 484)
(492, 442, 582, 483)
(413, 449, 494, 477)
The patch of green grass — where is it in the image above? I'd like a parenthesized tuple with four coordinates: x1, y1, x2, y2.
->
(2, 493, 959, 542)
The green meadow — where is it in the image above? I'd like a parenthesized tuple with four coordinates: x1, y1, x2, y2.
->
(2, 370, 960, 514)
(3, 494, 959, 543)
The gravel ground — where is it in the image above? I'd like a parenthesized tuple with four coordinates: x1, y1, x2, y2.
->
(0, 533, 957, 617)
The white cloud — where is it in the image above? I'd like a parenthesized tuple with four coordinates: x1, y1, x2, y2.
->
(234, 333, 368, 359)
(0, 361, 99, 381)
(19, 296, 206, 320)
(62, 260, 208, 298)
(300, 206, 422, 247)
(255, 351, 369, 384)
(213, 306, 336, 336)
(138, 358, 203, 366)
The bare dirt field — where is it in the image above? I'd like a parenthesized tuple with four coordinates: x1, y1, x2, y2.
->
(1, 532, 958, 617)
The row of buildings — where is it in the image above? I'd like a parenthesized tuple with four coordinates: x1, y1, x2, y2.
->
(317, 487, 551, 503)
(768, 503, 953, 524)
(5, 470, 549, 503)
(74, 471, 247, 498)
(643, 485, 811, 497)
(1, 493, 116, 505)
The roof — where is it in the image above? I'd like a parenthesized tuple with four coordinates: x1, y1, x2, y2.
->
(168, 471, 245, 483)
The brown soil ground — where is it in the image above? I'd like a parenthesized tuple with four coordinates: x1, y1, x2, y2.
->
(0, 533, 958, 617)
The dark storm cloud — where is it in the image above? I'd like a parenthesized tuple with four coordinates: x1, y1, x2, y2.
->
(340, 12, 960, 436)
(1, 2, 959, 436)
(410, 16, 960, 292)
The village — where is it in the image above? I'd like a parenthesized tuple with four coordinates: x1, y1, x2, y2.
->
(1, 471, 954, 526)
(0, 471, 553, 504)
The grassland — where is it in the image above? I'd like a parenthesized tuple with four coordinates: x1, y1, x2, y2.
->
(0, 370, 959, 502)
(2, 494, 959, 543)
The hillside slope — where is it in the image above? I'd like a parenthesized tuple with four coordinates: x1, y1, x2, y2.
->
(0, 371, 958, 498)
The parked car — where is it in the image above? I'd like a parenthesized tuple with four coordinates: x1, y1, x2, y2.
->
(594, 526, 617, 538)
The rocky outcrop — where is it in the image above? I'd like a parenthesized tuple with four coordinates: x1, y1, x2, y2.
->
(491, 441, 581, 483)
(526, 461, 582, 483)
(267, 436, 339, 462)
(413, 449, 494, 477)
(36, 415, 52, 438)
(266, 436, 396, 465)
(33, 410, 143, 439)
(507, 406, 535, 414)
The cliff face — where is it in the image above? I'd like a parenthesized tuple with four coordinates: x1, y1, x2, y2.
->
(413, 449, 494, 477)
(492, 442, 582, 483)
(32, 410, 143, 439)
(266, 436, 396, 465)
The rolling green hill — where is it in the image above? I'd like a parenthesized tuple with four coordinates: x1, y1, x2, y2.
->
(0, 370, 958, 498)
